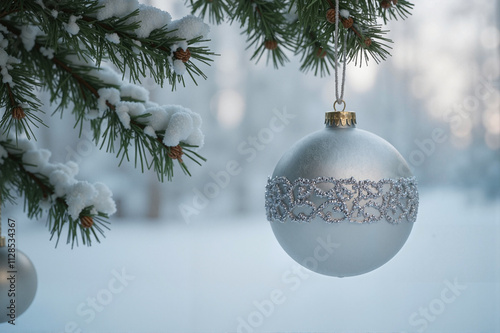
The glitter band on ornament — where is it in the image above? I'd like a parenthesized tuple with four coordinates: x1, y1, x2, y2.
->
(265, 176, 419, 224)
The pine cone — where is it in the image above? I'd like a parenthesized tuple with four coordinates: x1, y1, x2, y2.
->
(342, 17, 353, 29)
(12, 106, 25, 120)
(326, 8, 336, 24)
(80, 216, 94, 228)
(168, 145, 184, 163)
(316, 47, 327, 58)
(174, 48, 191, 63)
(380, 0, 392, 9)
(364, 37, 372, 47)
(264, 40, 278, 50)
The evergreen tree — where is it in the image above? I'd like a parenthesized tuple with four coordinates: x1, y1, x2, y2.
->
(0, 0, 413, 246)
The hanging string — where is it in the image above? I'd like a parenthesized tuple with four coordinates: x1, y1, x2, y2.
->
(333, 0, 347, 106)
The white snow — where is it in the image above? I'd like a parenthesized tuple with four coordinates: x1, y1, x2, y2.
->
(96, 1, 176, 38)
(0, 144, 7, 163)
(3, 189, 499, 332)
(0, 32, 21, 85)
(97, 87, 121, 113)
(95, 0, 139, 21)
(20, 25, 41, 51)
(22, 149, 52, 173)
(187, 108, 202, 128)
(0, 64, 12, 83)
(116, 109, 131, 129)
(49, 168, 77, 198)
(143, 125, 156, 137)
(0, 35, 7, 49)
(92, 182, 117, 215)
(6, 135, 34, 152)
(184, 128, 204, 146)
(129, 4, 172, 38)
(132, 39, 142, 54)
(2, 6, 498, 332)
(39, 46, 54, 59)
(0, 132, 116, 219)
(63, 15, 82, 35)
(172, 59, 186, 75)
(65, 181, 98, 219)
(146, 106, 170, 131)
(62, 179, 115, 219)
(168, 15, 210, 40)
(120, 83, 149, 101)
(163, 111, 194, 147)
(0, 48, 7, 66)
(88, 66, 122, 86)
(284, 4, 298, 23)
(81, 64, 204, 147)
(34, 0, 46, 9)
(116, 101, 145, 117)
(105, 32, 120, 44)
(340, 9, 350, 18)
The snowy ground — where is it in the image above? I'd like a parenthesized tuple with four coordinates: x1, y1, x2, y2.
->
(2, 187, 499, 332)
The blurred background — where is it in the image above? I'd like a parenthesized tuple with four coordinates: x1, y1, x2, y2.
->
(3, 0, 499, 332)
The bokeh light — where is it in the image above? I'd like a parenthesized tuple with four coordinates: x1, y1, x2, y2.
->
(216, 89, 245, 129)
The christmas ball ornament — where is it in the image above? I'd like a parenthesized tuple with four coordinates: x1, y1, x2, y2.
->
(0, 240, 38, 323)
(265, 111, 419, 277)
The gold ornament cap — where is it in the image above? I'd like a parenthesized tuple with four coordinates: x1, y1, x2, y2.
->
(0, 236, 5, 247)
(325, 111, 357, 127)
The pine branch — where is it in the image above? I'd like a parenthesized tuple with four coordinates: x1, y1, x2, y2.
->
(34, 3, 205, 88)
(190, 0, 414, 75)
(187, 0, 232, 24)
(0, 0, 214, 136)
(0, 1, 208, 181)
(45, 52, 205, 181)
(0, 138, 113, 247)
(0, 0, 211, 247)
(0, 23, 44, 138)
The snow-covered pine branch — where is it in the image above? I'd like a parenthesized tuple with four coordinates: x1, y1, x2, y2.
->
(0, 133, 115, 247)
(43, 52, 205, 179)
(0, 0, 210, 175)
(0, 0, 213, 246)
(189, 0, 413, 75)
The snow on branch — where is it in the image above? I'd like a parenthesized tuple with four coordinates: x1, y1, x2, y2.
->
(0, 133, 115, 247)
(0, 0, 213, 246)
(54, 53, 205, 178)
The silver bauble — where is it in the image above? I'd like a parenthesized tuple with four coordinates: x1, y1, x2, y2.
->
(265, 111, 419, 277)
(0, 246, 38, 323)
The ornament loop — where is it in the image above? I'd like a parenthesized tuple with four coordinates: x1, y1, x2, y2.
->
(333, 100, 346, 112)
